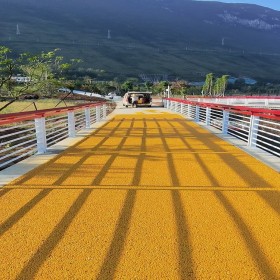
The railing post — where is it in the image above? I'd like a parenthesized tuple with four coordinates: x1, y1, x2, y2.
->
(96, 106, 101, 122)
(68, 111, 76, 137)
(35, 117, 47, 154)
(188, 104, 191, 118)
(85, 108, 90, 129)
(180, 102, 183, 114)
(170, 101, 173, 111)
(248, 115, 260, 147)
(265, 99, 269, 107)
(206, 107, 211, 126)
(195, 105, 200, 122)
(103, 104, 107, 119)
(222, 110, 229, 134)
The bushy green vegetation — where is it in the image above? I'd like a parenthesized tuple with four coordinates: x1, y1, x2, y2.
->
(0, 45, 83, 112)
(1, 44, 279, 116)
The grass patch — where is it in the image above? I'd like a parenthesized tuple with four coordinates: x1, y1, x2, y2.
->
(0, 99, 85, 114)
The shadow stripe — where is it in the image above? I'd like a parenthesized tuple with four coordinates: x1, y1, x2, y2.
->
(0, 188, 12, 199)
(172, 190, 195, 279)
(215, 191, 279, 280)
(96, 190, 137, 280)
(0, 189, 52, 236)
(155, 118, 194, 278)
(177, 119, 275, 188)
(15, 189, 92, 280)
(14, 119, 116, 185)
(53, 119, 125, 186)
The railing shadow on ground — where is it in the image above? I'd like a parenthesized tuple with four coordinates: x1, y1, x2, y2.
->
(1, 114, 280, 279)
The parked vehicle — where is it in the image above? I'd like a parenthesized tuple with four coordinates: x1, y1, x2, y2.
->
(123, 91, 152, 107)
(58, 87, 71, 93)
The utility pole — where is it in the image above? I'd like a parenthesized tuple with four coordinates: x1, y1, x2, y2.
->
(167, 85, 171, 98)
(16, 24, 20, 35)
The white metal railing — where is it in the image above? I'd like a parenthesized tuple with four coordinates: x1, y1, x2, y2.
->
(0, 120, 37, 169)
(45, 114, 69, 146)
(0, 102, 115, 170)
(166, 98, 280, 157)
(186, 96, 280, 109)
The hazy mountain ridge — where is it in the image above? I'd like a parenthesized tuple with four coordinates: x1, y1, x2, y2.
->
(218, 8, 280, 30)
(1, 0, 280, 80)
(219, 13, 280, 30)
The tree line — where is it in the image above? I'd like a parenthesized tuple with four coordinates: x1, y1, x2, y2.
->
(1, 45, 279, 110)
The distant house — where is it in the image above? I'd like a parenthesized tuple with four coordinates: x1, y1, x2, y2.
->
(228, 76, 257, 85)
(11, 76, 31, 83)
(189, 81, 205, 87)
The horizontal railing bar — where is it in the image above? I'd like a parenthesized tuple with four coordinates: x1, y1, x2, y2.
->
(47, 132, 68, 145)
(0, 148, 36, 169)
(47, 128, 68, 138)
(0, 137, 36, 154)
(0, 127, 35, 140)
(0, 133, 36, 148)
(0, 143, 37, 161)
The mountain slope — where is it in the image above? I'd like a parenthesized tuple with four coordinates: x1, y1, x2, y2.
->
(1, 0, 280, 81)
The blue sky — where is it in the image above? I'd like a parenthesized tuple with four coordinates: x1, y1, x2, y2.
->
(196, 0, 280, 11)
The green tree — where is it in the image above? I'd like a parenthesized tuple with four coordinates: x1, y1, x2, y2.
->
(170, 80, 189, 97)
(202, 73, 214, 96)
(144, 81, 153, 91)
(213, 77, 223, 96)
(0, 46, 79, 99)
(151, 81, 168, 95)
(121, 80, 134, 92)
(220, 75, 229, 96)
(203, 73, 229, 97)
(0, 46, 20, 97)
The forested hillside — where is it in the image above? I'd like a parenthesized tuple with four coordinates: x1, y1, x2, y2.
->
(1, 0, 280, 81)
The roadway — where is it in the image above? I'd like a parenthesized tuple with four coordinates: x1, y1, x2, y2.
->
(1, 104, 280, 279)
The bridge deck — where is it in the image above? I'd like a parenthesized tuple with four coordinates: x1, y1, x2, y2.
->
(1, 108, 280, 279)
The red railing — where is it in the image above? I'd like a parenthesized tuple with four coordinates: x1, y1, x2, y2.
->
(0, 101, 115, 170)
(166, 98, 280, 157)
(0, 102, 106, 125)
(167, 98, 280, 121)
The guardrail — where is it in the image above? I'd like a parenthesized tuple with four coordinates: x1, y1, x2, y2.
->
(0, 101, 115, 170)
(185, 96, 280, 109)
(165, 98, 280, 157)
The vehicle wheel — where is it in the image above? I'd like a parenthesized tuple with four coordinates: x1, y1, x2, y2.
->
(126, 105, 128, 108)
